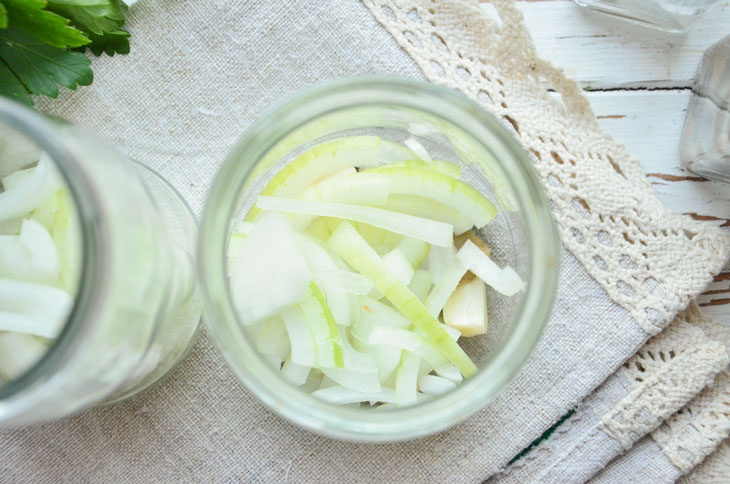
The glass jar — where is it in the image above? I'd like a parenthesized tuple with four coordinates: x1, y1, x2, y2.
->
(680, 34, 730, 182)
(573, 0, 721, 33)
(0, 99, 201, 426)
(198, 78, 559, 442)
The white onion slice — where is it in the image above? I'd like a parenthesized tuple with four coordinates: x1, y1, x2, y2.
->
(395, 351, 420, 406)
(229, 212, 311, 324)
(0, 155, 60, 222)
(257, 196, 454, 247)
(280, 305, 315, 367)
(281, 359, 311, 386)
(404, 137, 432, 163)
(312, 385, 396, 405)
(424, 258, 469, 316)
(0, 333, 49, 379)
(419, 374, 457, 396)
(456, 239, 525, 296)
(382, 248, 414, 285)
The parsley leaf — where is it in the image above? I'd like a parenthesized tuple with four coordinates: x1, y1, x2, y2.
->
(3, 0, 90, 48)
(47, 0, 127, 35)
(0, 4, 8, 29)
(0, 27, 92, 105)
(84, 28, 128, 55)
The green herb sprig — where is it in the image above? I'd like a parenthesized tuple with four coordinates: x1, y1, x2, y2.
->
(0, 0, 131, 106)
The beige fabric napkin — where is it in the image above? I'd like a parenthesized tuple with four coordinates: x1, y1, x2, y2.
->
(1, 1, 728, 482)
(489, 303, 730, 484)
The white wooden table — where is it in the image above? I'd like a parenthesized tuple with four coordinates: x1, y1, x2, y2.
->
(504, 0, 730, 323)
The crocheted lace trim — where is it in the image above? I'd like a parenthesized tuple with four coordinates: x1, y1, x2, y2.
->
(363, 0, 730, 334)
(651, 306, 730, 474)
(679, 440, 730, 484)
(601, 308, 729, 450)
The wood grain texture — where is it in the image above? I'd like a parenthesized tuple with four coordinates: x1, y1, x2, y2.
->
(588, 90, 730, 223)
(503, 0, 730, 89)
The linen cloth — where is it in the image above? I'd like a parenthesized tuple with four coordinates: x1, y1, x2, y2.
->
(489, 304, 730, 484)
(1, 1, 728, 482)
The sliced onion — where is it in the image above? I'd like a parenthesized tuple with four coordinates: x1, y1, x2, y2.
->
(312, 270, 373, 296)
(257, 196, 454, 247)
(424, 258, 469, 316)
(395, 351, 420, 406)
(0, 279, 72, 338)
(419, 374, 457, 395)
(281, 358, 311, 386)
(328, 222, 477, 377)
(382, 248, 414, 285)
(0, 332, 49, 379)
(408, 269, 433, 302)
(0, 155, 60, 222)
(456, 239, 525, 296)
(280, 305, 315, 367)
(229, 212, 311, 324)
(312, 385, 396, 405)
(404, 137, 432, 163)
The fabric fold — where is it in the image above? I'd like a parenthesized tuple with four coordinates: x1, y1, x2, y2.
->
(488, 304, 729, 484)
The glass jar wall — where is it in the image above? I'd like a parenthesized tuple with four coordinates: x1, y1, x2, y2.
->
(0, 99, 201, 426)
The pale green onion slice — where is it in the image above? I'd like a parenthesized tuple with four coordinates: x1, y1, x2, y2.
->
(281, 358, 311, 386)
(312, 270, 373, 296)
(296, 234, 353, 326)
(229, 212, 311, 324)
(366, 166, 497, 228)
(408, 270, 433, 302)
(382, 248, 414, 285)
(299, 172, 392, 206)
(0, 333, 49, 380)
(376, 159, 461, 179)
(328, 222, 477, 377)
(433, 363, 464, 383)
(426, 244, 457, 281)
(306, 282, 344, 369)
(404, 138, 432, 163)
(395, 237, 431, 270)
(258, 196, 454, 247)
(368, 326, 448, 369)
(247, 136, 410, 221)
(257, 317, 290, 358)
(320, 366, 381, 394)
(0, 218, 60, 285)
(378, 194, 472, 235)
(280, 305, 315, 367)
(456, 239, 525, 296)
(312, 385, 396, 405)
(395, 351, 420, 407)
(0, 279, 72, 338)
(419, 374, 457, 395)
(0, 155, 60, 222)
(352, 296, 411, 344)
(424, 257, 470, 316)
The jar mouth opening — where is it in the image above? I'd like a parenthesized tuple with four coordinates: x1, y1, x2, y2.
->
(0, 99, 100, 402)
(198, 77, 560, 441)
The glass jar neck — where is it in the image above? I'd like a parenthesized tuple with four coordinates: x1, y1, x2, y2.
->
(0, 99, 171, 424)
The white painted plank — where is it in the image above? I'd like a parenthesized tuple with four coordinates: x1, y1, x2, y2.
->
(587, 90, 730, 224)
(496, 1, 730, 89)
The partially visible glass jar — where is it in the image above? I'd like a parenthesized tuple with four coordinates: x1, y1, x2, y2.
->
(680, 34, 730, 182)
(0, 99, 201, 426)
(573, 0, 721, 33)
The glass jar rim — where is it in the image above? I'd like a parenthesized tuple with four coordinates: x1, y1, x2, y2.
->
(0, 99, 103, 406)
(198, 77, 559, 442)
